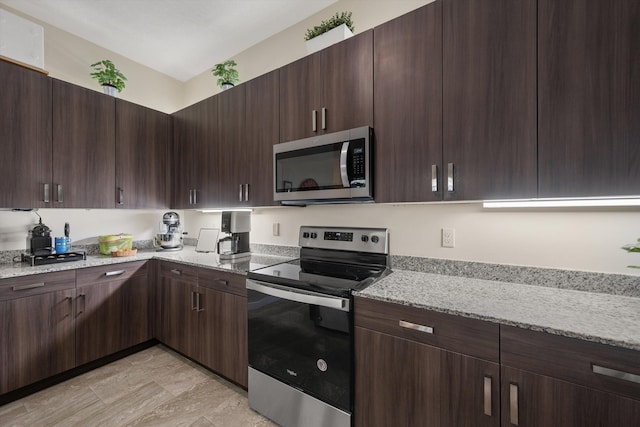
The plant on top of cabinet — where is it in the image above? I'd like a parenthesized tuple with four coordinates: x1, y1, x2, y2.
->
(304, 11, 354, 41)
(304, 11, 354, 54)
(212, 60, 239, 90)
(622, 237, 640, 268)
(90, 59, 127, 97)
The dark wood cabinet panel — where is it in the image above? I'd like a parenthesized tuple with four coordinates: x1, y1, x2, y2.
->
(538, 0, 640, 197)
(172, 96, 217, 208)
(373, 3, 442, 202)
(76, 262, 150, 365)
(215, 85, 246, 206)
(244, 70, 280, 207)
(355, 326, 441, 427)
(52, 79, 116, 208)
(501, 366, 640, 427)
(0, 60, 52, 209)
(116, 100, 170, 209)
(0, 288, 75, 394)
(280, 31, 373, 142)
(442, 0, 537, 201)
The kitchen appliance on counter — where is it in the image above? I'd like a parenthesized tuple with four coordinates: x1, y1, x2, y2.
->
(22, 217, 86, 266)
(155, 211, 184, 251)
(246, 226, 390, 427)
(217, 211, 250, 261)
(273, 126, 373, 205)
(27, 217, 52, 256)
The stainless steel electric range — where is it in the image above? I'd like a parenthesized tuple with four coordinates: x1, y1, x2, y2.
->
(246, 226, 390, 427)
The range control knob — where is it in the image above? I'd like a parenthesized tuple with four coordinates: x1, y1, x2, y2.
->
(310, 232, 318, 239)
(361, 235, 369, 243)
(303, 232, 310, 238)
(371, 235, 380, 244)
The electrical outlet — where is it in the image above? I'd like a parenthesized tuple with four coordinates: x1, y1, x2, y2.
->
(442, 228, 455, 248)
(272, 222, 280, 236)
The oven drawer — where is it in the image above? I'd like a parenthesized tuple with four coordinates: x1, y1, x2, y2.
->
(354, 296, 499, 362)
(199, 268, 246, 297)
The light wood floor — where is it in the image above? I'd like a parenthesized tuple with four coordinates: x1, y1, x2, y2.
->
(0, 345, 276, 427)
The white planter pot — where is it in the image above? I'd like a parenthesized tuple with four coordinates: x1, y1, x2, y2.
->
(102, 84, 118, 97)
(305, 23, 353, 54)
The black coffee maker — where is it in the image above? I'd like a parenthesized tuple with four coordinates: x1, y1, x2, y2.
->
(28, 218, 52, 255)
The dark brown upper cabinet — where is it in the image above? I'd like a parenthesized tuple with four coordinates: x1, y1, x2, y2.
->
(0, 60, 52, 209)
(373, 2, 443, 203)
(442, 0, 537, 201)
(538, 0, 640, 198)
(172, 96, 218, 209)
(115, 100, 170, 209)
(280, 30, 373, 142)
(52, 79, 116, 208)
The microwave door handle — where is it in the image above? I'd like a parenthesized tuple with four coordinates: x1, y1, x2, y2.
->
(340, 141, 350, 188)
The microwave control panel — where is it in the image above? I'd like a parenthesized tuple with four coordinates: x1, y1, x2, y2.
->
(349, 138, 366, 187)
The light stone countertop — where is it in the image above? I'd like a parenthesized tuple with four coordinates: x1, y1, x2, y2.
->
(0, 246, 293, 280)
(356, 269, 640, 352)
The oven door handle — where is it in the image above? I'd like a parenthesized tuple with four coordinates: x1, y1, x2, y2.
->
(247, 279, 350, 312)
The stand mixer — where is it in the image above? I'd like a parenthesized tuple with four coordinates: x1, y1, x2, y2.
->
(217, 211, 251, 261)
(155, 211, 184, 251)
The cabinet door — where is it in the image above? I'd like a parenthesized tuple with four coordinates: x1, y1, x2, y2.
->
(75, 268, 150, 365)
(0, 288, 75, 394)
(172, 97, 217, 208)
(115, 100, 170, 209)
(279, 53, 321, 142)
(157, 265, 199, 358)
(501, 366, 640, 427)
(244, 70, 280, 207)
(443, 0, 537, 200)
(321, 30, 373, 135)
(52, 79, 116, 208)
(215, 85, 246, 206)
(441, 351, 500, 427)
(355, 327, 441, 427)
(0, 60, 52, 209)
(374, 3, 442, 202)
(538, 0, 640, 197)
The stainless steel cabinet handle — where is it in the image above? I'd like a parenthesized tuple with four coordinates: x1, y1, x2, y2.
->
(118, 188, 124, 205)
(483, 376, 492, 416)
(197, 292, 204, 312)
(191, 291, 197, 311)
(77, 294, 86, 316)
(64, 296, 73, 318)
(12, 282, 45, 291)
(399, 320, 434, 334)
(215, 279, 229, 286)
(431, 165, 438, 192)
(44, 183, 50, 203)
(170, 269, 182, 276)
(193, 189, 198, 204)
(509, 383, 519, 425)
(245, 184, 250, 201)
(57, 184, 63, 203)
(312, 110, 317, 132)
(239, 184, 243, 202)
(105, 270, 126, 277)
(447, 163, 454, 192)
(189, 189, 193, 205)
(593, 364, 640, 384)
(321, 107, 327, 130)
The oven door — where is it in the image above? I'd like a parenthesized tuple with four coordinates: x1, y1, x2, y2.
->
(273, 126, 372, 203)
(247, 278, 353, 413)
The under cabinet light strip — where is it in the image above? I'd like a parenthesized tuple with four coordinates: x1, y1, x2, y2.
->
(198, 208, 253, 213)
(482, 197, 640, 209)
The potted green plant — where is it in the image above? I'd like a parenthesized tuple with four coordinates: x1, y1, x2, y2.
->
(622, 238, 640, 268)
(211, 60, 240, 90)
(90, 59, 127, 97)
(304, 12, 354, 54)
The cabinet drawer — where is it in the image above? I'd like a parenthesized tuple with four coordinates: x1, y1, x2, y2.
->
(0, 270, 76, 302)
(501, 325, 640, 402)
(158, 260, 198, 283)
(354, 296, 499, 362)
(76, 261, 147, 286)
(198, 268, 246, 297)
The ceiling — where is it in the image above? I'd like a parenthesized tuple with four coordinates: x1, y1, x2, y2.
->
(0, 0, 338, 81)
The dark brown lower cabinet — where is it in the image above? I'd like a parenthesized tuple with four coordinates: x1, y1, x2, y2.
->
(0, 271, 76, 395)
(501, 366, 640, 427)
(75, 262, 150, 365)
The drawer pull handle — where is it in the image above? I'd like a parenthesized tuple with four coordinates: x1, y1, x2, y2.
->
(509, 383, 519, 425)
(170, 269, 182, 276)
(216, 279, 229, 286)
(105, 270, 126, 277)
(399, 320, 433, 334)
(12, 282, 45, 291)
(593, 364, 640, 384)
(483, 376, 492, 416)
(191, 291, 198, 311)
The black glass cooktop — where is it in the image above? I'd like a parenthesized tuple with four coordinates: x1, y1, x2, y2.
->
(248, 258, 387, 297)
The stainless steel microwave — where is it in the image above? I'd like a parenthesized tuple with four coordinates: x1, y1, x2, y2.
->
(273, 127, 373, 205)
